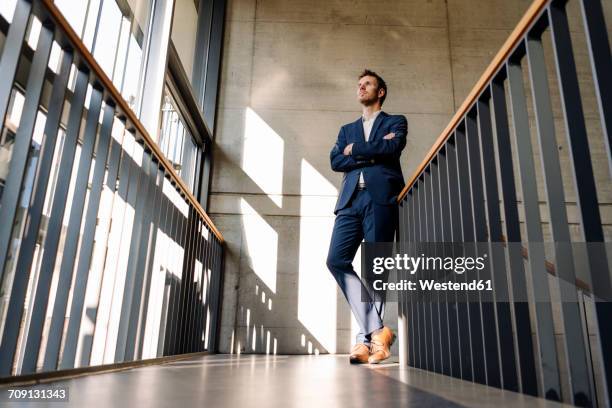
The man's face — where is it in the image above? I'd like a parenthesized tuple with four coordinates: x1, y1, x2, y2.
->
(357, 75, 383, 106)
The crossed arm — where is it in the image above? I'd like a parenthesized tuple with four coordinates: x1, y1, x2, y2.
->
(330, 126, 374, 172)
(330, 115, 408, 172)
(350, 115, 408, 160)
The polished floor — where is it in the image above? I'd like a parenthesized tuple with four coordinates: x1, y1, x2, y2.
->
(0, 355, 571, 407)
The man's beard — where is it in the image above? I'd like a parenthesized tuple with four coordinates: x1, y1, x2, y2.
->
(360, 94, 380, 106)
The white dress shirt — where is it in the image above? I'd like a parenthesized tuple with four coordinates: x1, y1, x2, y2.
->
(358, 110, 382, 186)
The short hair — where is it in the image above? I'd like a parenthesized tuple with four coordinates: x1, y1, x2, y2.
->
(359, 69, 387, 105)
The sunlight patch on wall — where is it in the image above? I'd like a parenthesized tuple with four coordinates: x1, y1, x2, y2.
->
(242, 108, 284, 207)
(298, 159, 337, 353)
(240, 198, 278, 293)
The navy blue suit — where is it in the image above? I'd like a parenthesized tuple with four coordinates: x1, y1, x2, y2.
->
(326, 111, 407, 345)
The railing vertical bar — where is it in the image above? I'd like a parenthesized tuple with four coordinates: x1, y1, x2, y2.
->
(162, 184, 178, 357)
(414, 180, 426, 370)
(421, 173, 440, 372)
(191, 219, 203, 352)
(549, 0, 612, 401)
(456, 123, 487, 384)
(424, 165, 438, 373)
(203, 225, 213, 350)
(579, 0, 612, 178)
(20, 67, 89, 374)
(424, 166, 442, 373)
(507, 54, 561, 400)
(476, 95, 519, 392)
(0, 6, 32, 246)
(136, 163, 167, 359)
(193, 223, 208, 351)
(93, 127, 133, 366)
(409, 187, 421, 369)
(405, 193, 416, 367)
(198, 223, 208, 351)
(431, 158, 451, 376)
(404, 194, 417, 367)
(60, 106, 118, 369)
(158, 169, 172, 354)
(185, 216, 197, 353)
(161, 180, 179, 356)
(206, 227, 216, 350)
(397, 200, 406, 365)
(491, 74, 538, 396)
(175, 204, 190, 354)
(43, 86, 103, 370)
(0, 46, 72, 376)
(186, 211, 200, 352)
(437, 146, 462, 379)
(171, 192, 189, 354)
(203, 235, 211, 352)
(181, 208, 197, 353)
(178, 205, 194, 354)
(446, 134, 473, 381)
(466, 109, 501, 388)
(114, 142, 150, 363)
(104, 131, 141, 362)
(0, 15, 54, 376)
(397, 199, 412, 366)
(124, 151, 159, 361)
(207, 232, 218, 351)
(0, 8, 50, 283)
(526, 21, 594, 405)
(156, 173, 175, 358)
(0, 0, 31, 123)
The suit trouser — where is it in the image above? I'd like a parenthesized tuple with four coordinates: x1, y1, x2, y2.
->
(326, 188, 398, 345)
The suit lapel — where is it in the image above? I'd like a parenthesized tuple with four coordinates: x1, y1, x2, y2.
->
(351, 111, 387, 142)
(354, 117, 365, 142)
(368, 111, 387, 141)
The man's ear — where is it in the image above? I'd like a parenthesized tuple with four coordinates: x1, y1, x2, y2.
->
(378, 88, 385, 99)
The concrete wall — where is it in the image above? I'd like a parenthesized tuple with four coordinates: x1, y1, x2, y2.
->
(209, 0, 610, 357)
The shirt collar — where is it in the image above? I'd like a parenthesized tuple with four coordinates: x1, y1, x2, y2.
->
(362, 110, 382, 122)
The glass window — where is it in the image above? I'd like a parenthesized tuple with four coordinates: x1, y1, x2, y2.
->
(0, 0, 17, 23)
(54, 0, 89, 35)
(81, 0, 101, 50)
(159, 87, 199, 193)
(54, 0, 153, 113)
(93, 0, 123, 77)
(171, 0, 199, 82)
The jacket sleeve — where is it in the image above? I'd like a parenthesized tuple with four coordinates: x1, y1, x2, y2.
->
(351, 115, 408, 160)
(330, 126, 373, 172)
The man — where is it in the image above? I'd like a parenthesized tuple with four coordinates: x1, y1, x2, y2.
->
(326, 69, 407, 364)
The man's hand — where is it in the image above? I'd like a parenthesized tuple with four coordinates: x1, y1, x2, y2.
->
(343, 143, 353, 155)
(383, 132, 395, 140)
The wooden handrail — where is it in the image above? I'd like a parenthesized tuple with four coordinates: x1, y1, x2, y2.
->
(40, 0, 223, 243)
(397, 0, 549, 202)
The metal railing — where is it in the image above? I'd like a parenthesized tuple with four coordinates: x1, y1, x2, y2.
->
(0, 0, 224, 378)
(396, 0, 611, 406)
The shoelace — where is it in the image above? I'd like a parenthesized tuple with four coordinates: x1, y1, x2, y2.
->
(369, 340, 385, 354)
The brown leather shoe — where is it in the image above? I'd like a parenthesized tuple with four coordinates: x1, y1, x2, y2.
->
(368, 326, 395, 364)
(349, 343, 370, 364)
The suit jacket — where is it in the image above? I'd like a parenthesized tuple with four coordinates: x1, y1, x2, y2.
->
(330, 111, 408, 214)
